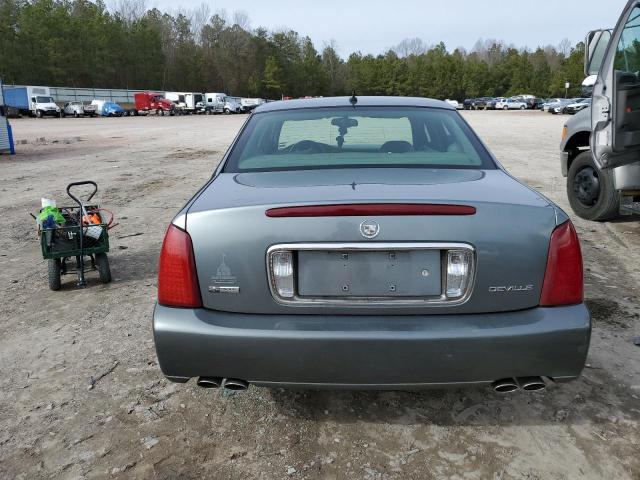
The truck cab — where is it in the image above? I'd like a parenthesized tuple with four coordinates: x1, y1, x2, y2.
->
(561, 2, 640, 220)
(134, 92, 174, 115)
(224, 96, 243, 114)
(203, 93, 226, 114)
(31, 95, 61, 118)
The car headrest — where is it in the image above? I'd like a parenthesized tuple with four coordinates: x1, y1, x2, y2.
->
(379, 141, 414, 153)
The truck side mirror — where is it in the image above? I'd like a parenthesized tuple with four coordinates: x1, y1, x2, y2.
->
(585, 29, 612, 76)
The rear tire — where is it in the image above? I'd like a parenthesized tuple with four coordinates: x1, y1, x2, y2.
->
(519, 105, 525, 110)
(48, 259, 61, 290)
(503, 105, 509, 110)
(567, 151, 620, 221)
(94, 253, 112, 284)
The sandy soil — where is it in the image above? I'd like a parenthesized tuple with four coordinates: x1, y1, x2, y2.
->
(0, 111, 638, 479)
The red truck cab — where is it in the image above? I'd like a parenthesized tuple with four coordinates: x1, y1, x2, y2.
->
(134, 92, 174, 115)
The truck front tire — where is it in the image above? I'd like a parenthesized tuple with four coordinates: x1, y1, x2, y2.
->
(567, 151, 620, 221)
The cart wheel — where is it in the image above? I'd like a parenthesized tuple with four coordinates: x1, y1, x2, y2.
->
(48, 259, 62, 291)
(95, 253, 112, 283)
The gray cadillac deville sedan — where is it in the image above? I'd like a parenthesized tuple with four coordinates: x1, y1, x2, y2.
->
(153, 96, 590, 392)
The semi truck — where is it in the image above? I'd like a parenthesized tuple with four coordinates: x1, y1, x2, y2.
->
(133, 92, 175, 115)
(203, 92, 226, 114)
(560, 1, 640, 220)
(223, 96, 243, 114)
(2, 86, 61, 118)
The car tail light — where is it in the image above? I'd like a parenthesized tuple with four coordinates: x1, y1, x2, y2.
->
(158, 224, 202, 308)
(266, 204, 476, 217)
(269, 250, 295, 298)
(539, 221, 583, 307)
(445, 250, 473, 298)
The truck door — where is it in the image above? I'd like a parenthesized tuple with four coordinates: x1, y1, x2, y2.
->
(590, 0, 640, 169)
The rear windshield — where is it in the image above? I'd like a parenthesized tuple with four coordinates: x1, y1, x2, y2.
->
(223, 107, 495, 172)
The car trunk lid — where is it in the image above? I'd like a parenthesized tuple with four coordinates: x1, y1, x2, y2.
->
(187, 168, 555, 315)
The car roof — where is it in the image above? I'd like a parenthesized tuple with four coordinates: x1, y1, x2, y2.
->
(254, 96, 454, 113)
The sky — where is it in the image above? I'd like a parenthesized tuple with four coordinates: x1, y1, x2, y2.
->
(150, 0, 626, 56)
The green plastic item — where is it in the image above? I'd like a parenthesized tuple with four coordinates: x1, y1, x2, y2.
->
(38, 206, 66, 224)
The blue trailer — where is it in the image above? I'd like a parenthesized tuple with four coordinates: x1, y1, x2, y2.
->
(3, 86, 30, 113)
(0, 80, 16, 154)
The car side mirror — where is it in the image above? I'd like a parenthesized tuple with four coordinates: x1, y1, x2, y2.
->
(585, 29, 612, 76)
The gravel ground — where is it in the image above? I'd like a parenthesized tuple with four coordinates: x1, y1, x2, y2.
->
(0, 111, 638, 479)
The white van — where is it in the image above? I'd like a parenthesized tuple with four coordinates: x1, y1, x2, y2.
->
(28, 87, 61, 118)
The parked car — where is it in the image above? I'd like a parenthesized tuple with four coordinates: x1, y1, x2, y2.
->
(541, 98, 565, 112)
(62, 101, 96, 118)
(444, 99, 460, 109)
(485, 97, 504, 110)
(91, 100, 125, 117)
(563, 98, 591, 115)
(471, 97, 494, 110)
(549, 99, 580, 115)
(153, 96, 589, 393)
(495, 98, 528, 110)
(462, 98, 475, 110)
(532, 98, 546, 110)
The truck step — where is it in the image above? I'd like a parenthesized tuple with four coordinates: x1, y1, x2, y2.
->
(621, 201, 640, 215)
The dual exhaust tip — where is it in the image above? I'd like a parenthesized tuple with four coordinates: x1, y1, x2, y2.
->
(197, 376, 545, 393)
(196, 376, 249, 391)
(492, 376, 547, 393)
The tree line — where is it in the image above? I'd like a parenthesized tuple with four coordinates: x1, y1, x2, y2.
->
(0, 0, 587, 99)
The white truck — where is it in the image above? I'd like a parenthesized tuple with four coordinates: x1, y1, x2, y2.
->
(203, 93, 226, 114)
(202, 93, 249, 114)
(224, 96, 243, 114)
(240, 97, 265, 112)
(165, 92, 204, 114)
(579, 0, 640, 216)
(2, 86, 61, 118)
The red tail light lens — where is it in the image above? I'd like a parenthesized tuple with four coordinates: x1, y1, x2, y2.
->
(266, 203, 476, 217)
(158, 224, 202, 308)
(540, 221, 583, 307)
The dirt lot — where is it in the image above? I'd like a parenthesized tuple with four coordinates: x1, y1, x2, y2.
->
(1, 111, 639, 479)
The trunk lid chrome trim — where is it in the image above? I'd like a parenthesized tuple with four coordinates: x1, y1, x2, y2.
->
(266, 242, 476, 307)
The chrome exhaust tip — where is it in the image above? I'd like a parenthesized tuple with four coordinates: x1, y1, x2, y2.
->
(196, 376, 222, 389)
(516, 376, 546, 391)
(492, 378, 519, 393)
(221, 378, 249, 391)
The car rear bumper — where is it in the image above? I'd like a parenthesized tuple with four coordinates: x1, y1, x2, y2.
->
(153, 303, 591, 389)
